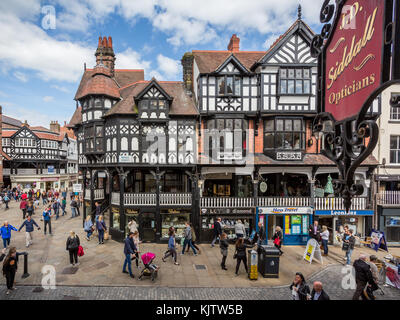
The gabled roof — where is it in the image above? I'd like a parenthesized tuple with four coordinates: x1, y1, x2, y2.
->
(252, 19, 316, 69)
(105, 81, 198, 117)
(214, 54, 252, 74)
(135, 78, 173, 101)
(192, 51, 265, 74)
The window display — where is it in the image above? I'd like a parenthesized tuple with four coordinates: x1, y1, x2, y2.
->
(201, 216, 252, 240)
(125, 212, 139, 234)
(161, 210, 190, 240)
(285, 215, 308, 235)
(112, 212, 120, 229)
(386, 217, 400, 227)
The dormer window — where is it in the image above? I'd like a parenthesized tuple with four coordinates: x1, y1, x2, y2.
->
(217, 75, 241, 96)
(279, 68, 311, 95)
(139, 98, 168, 119)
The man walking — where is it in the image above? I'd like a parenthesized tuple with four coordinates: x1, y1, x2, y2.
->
(52, 199, 60, 220)
(181, 222, 197, 255)
(18, 215, 41, 247)
(43, 206, 53, 235)
(123, 232, 137, 279)
(308, 220, 321, 242)
(353, 253, 376, 300)
(211, 217, 222, 247)
(310, 281, 330, 300)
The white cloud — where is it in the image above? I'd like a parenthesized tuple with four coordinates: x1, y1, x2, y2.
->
(156, 54, 180, 79)
(116, 48, 151, 70)
(1, 102, 54, 128)
(13, 71, 28, 82)
(51, 85, 71, 93)
(43, 96, 54, 102)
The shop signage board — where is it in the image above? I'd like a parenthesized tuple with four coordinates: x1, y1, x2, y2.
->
(315, 210, 374, 216)
(258, 207, 313, 215)
(201, 208, 253, 215)
(47, 165, 55, 174)
(72, 184, 82, 193)
(119, 155, 133, 163)
(311, 0, 399, 213)
(369, 229, 388, 252)
(276, 152, 302, 161)
(375, 175, 400, 181)
(303, 238, 323, 264)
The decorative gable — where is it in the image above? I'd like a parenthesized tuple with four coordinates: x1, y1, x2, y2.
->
(215, 55, 250, 74)
(136, 80, 172, 120)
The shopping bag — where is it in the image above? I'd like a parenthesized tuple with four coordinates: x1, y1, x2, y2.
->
(77, 245, 84, 257)
(104, 231, 109, 240)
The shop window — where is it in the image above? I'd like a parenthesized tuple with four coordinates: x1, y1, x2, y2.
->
(284, 215, 309, 236)
(390, 135, 400, 164)
(263, 118, 305, 151)
(279, 68, 311, 95)
(161, 210, 190, 240)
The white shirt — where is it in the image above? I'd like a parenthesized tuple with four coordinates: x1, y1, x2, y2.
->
(292, 285, 300, 300)
(321, 230, 329, 241)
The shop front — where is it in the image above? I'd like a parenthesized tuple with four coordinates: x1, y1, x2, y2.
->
(315, 209, 374, 244)
(199, 208, 255, 242)
(257, 206, 313, 245)
(378, 207, 400, 244)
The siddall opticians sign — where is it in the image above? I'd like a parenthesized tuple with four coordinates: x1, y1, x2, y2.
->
(325, 0, 385, 121)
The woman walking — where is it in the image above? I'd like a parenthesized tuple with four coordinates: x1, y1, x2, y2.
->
(220, 232, 229, 270)
(2, 247, 19, 295)
(19, 199, 27, 220)
(162, 229, 179, 265)
(186, 223, 201, 254)
(84, 216, 94, 241)
(132, 231, 141, 268)
(234, 238, 253, 276)
(272, 226, 284, 255)
(96, 215, 107, 245)
(235, 220, 246, 239)
(0, 222, 18, 249)
(26, 200, 34, 217)
(321, 225, 330, 256)
(290, 272, 310, 300)
(66, 231, 80, 267)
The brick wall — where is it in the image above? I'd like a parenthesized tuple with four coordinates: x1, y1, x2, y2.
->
(254, 119, 263, 154)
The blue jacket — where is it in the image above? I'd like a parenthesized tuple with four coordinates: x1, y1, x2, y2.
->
(124, 237, 137, 255)
(168, 235, 175, 249)
(1, 225, 17, 239)
(84, 220, 93, 232)
(43, 210, 51, 221)
(96, 220, 106, 231)
(18, 219, 39, 232)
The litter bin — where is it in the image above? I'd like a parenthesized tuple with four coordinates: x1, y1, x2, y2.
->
(248, 249, 258, 280)
(258, 245, 280, 278)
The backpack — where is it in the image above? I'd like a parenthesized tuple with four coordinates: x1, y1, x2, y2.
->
(77, 245, 84, 257)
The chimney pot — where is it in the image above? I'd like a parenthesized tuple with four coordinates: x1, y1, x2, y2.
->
(108, 36, 112, 48)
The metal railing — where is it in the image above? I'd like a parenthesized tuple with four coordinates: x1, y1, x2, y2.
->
(377, 191, 400, 205)
(200, 197, 254, 208)
(258, 197, 310, 207)
(314, 197, 367, 210)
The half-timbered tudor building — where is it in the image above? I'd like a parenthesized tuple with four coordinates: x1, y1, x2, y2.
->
(184, 8, 379, 244)
(69, 37, 198, 242)
(1, 116, 77, 191)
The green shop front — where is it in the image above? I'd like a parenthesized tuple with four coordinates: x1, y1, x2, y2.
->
(256, 206, 313, 245)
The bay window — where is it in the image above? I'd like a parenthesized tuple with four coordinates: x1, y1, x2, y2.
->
(264, 118, 305, 151)
(279, 68, 311, 95)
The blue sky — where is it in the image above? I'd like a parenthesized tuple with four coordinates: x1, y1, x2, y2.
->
(0, 0, 322, 127)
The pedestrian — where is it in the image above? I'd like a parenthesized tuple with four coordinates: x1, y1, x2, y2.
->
(70, 197, 77, 218)
(84, 216, 94, 241)
(42, 206, 53, 235)
(0, 222, 18, 249)
(66, 231, 80, 267)
(2, 247, 19, 295)
(19, 199, 27, 220)
(342, 229, 355, 265)
(26, 200, 34, 217)
(257, 221, 265, 246)
(186, 223, 201, 254)
(272, 226, 284, 255)
(76, 196, 81, 216)
(18, 215, 40, 247)
(368, 255, 379, 284)
(162, 229, 179, 265)
(122, 232, 136, 278)
(61, 197, 67, 216)
(234, 220, 246, 239)
(52, 199, 60, 220)
(181, 221, 197, 256)
(290, 272, 310, 300)
(353, 253, 377, 300)
(94, 201, 101, 222)
(308, 220, 321, 242)
(321, 225, 329, 256)
(132, 231, 141, 268)
(211, 217, 222, 247)
(42, 192, 47, 205)
(234, 237, 253, 276)
(3, 194, 9, 210)
(96, 215, 107, 244)
(310, 281, 330, 300)
(220, 232, 229, 270)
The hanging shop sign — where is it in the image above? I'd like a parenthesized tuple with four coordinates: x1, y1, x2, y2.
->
(72, 184, 82, 193)
(258, 207, 313, 215)
(310, 0, 399, 212)
(315, 210, 374, 216)
(259, 182, 268, 193)
(200, 208, 253, 215)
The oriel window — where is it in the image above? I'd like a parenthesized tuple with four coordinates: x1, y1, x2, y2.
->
(263, 118, 305, 151)
(279, 68, 311, 95)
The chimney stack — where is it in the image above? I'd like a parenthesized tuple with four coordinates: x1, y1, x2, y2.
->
(95, 35, 116, 76)
(181, 52, 194, 95)
(50, 120, 60, 133)
(22, 120, 29, 127)
(228, 34, 240, 53)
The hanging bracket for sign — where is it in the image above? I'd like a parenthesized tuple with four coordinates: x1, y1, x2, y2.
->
(311, 0, 400, 212)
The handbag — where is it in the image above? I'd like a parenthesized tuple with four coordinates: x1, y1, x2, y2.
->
(273, 237, 281, 246)
(77, 245, 84, 257)
(104, 231, 109, 240)
(342, 242, 349, 251)
(233, 249, 238, 259)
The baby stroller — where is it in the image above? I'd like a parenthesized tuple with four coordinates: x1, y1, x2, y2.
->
(138, 252, 159, 281)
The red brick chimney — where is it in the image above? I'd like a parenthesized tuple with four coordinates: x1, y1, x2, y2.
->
(95, 36, 116, 76)
(228, 34, 240, 52)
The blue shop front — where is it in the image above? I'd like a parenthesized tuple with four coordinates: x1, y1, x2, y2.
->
(256, 206, 313, 245)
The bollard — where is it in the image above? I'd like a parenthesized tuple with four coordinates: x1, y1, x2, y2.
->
(20, 252, 30, 279)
